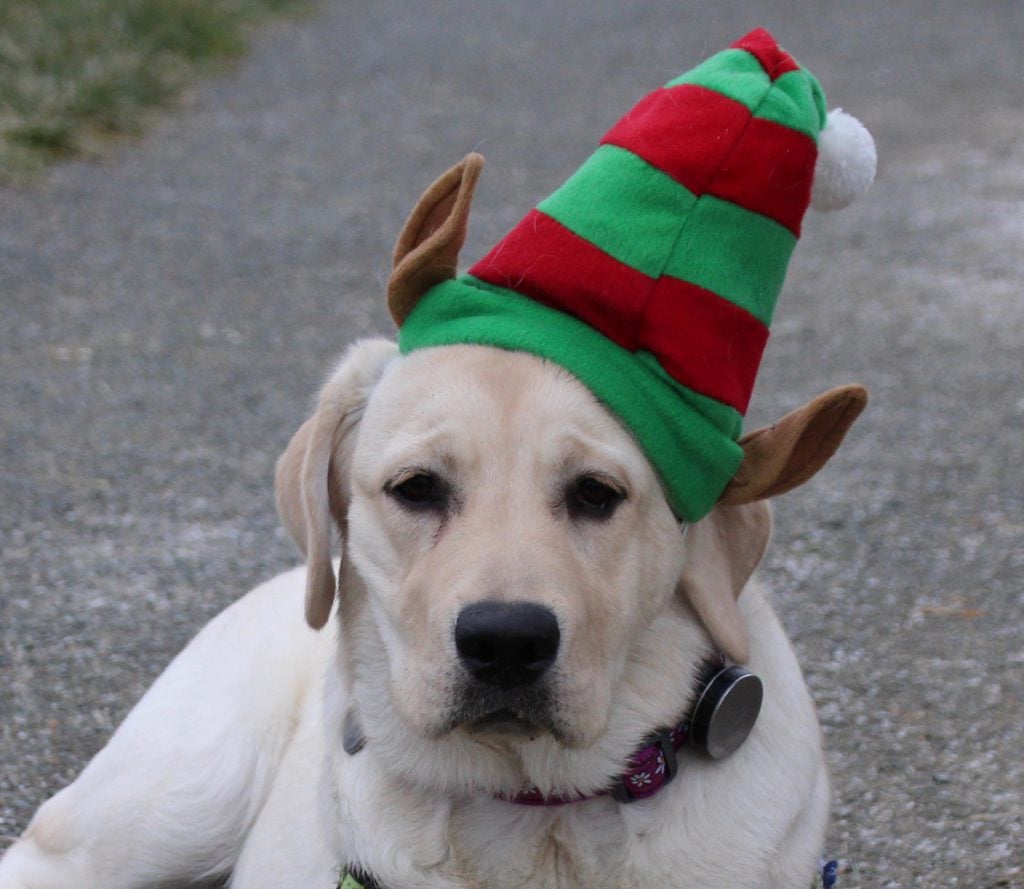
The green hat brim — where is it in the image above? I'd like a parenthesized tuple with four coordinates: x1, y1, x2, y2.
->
(399, 276, 743, 522)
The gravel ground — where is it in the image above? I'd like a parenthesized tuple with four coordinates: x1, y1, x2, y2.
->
(1, 2, 1022, 886)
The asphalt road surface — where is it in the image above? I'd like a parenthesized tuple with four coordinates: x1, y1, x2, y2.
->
(1, 2, 1022, 886)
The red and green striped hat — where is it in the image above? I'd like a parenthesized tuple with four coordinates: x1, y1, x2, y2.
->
(398, 28, 875, 521)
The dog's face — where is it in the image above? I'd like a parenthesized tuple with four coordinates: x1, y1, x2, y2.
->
(275, 336, 865, 764)
(345, 345, 686, 748)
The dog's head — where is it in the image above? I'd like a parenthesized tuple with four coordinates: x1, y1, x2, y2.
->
(275, 156, 866, 759)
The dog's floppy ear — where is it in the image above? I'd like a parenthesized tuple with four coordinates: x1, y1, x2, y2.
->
(719, 384, 868, 505)
(388, 152, 484, 326)
(679, 384, 868, 662)
(678, 501, 771, 664)
(275, 338, 398, 629)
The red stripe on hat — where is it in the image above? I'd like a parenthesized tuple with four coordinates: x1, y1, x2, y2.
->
(731, 28, 800, 80)
(602, 85, 815, 233)
(470, 210, 769, 413)
(712, 116, 817, 235)
(469, 210, 652, 351)
(640, 277, 769, 413)
(601, 85, 751, 197)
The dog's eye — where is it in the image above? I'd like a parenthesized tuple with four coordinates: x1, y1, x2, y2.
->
(568, 476, 624, 518)
(389, 472, 447, 510)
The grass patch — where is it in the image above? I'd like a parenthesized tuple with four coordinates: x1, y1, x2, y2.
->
(0, 0, 305, 177)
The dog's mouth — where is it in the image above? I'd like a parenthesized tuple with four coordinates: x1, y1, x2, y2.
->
(464, 708, 542, 737)
(450, 684, 561, 741)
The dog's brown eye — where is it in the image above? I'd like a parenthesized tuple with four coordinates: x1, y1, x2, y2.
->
(390, 472, 447, 510)
(569, 476, 623, 518)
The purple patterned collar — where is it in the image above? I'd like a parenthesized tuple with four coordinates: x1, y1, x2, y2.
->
(503, 722, 688, 805)
(502, 654, 732, 806)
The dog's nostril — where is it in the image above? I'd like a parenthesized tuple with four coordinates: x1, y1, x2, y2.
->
(455, 602, 560, 689)
(464, 637, 496, 665)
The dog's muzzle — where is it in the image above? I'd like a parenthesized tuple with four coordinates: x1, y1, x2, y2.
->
(452, 601, 560, 736)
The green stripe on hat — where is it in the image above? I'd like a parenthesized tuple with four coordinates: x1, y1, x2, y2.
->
(668, 48, 824, 140)
(662, 195, 796, 325)
(538, 144, 697, 278)
(399, 277, 744, 521)
(540, 143, 796, 324)
(666, 48, 770, 107)
(756, 68, 826, 137)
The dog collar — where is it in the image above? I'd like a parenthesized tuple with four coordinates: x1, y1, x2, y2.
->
(505, 722, 685, 806)
(503, 658, 761, 806)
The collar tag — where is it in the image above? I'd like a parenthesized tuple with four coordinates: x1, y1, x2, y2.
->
(688, 666, 763, 760)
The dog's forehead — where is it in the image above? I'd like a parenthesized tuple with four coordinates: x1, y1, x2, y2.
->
(357, 345, 649, 473)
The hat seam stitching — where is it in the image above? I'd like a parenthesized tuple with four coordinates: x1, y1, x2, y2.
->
(634, 73, 776, 372)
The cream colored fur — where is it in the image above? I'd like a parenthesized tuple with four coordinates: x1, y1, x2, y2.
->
(0, 339, 845, 889)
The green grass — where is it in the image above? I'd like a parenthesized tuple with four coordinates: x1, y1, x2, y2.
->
(0, 0, 305, 177)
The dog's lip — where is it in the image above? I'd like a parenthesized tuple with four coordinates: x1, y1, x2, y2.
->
(463, 708, 542, 737)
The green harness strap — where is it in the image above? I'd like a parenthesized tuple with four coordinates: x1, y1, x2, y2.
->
(339, 870, 378, 889)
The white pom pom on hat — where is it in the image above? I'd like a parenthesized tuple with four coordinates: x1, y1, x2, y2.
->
(811, 109, 877, 212)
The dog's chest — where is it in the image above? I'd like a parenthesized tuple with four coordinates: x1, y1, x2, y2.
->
(447, 800, 633, 889)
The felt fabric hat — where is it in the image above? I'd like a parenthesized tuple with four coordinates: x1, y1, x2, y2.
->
(394, 28, 875, 522)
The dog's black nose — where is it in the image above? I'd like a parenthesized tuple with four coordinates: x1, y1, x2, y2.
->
(455, 602, 560, 689)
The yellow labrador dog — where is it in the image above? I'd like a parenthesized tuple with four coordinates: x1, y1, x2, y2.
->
(0, 158, 866, 889)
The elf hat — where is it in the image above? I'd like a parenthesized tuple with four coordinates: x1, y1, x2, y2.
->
(390, 28, 876, 522)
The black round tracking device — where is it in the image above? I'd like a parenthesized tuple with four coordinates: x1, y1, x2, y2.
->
(688, 665, 763, 759)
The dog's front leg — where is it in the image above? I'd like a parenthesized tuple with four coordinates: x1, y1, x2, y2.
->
(0, 567, 332, 889)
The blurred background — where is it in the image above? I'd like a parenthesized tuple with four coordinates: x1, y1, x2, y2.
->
(1, 2, 1021, 886)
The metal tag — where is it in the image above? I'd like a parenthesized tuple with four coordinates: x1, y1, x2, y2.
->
(688, 666, 763, 760)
